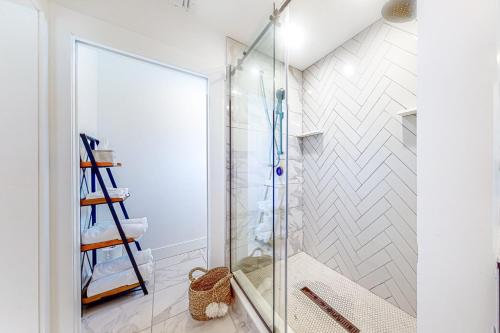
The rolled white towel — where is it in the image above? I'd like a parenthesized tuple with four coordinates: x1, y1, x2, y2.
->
(81, 222, 148, 244)
(120, 217, 147, 225)
(92, 249, 153, 281)
(86, 187, 129, 199)
(255, 220, 272, 243)
(87, 262, 153, 297)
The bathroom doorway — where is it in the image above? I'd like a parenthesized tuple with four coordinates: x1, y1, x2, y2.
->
(75, 41, 209, 332)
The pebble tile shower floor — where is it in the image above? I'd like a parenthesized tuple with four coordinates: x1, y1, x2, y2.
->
(244, 252, 416, 333)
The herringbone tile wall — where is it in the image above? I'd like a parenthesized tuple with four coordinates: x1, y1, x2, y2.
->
(301, 19, 417, 316)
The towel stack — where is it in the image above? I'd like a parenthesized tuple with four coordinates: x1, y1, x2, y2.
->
(87, 248, 154, 297)
(255, 200, 273, 243)
(86, 187, 130, 200)
(81, 217, 148, 245)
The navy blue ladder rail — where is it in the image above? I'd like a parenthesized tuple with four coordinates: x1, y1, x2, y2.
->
(80, 133, 148, 299)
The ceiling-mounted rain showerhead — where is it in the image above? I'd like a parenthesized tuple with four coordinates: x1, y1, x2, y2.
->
(381, 0, 416, 23)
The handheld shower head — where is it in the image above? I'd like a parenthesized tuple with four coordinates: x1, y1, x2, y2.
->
(276, 88, 286, 101)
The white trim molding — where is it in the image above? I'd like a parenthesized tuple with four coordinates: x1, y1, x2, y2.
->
(151, 237, 207, 261)
(37, 8, 50, 333)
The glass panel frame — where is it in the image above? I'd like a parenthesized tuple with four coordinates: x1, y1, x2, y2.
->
(228, 3, 292, 332)
(229, 19, 278, 331)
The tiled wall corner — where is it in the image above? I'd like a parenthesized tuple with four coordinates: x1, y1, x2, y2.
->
(301, 19, 417, 316)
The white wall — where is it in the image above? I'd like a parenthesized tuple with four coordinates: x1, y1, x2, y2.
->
(0, 0, 40, 332)
(49, 3, 227, 332)
(418, 0, 498, 332)
(76, 44, 98, 137)
(207, 70, 226, 268)
(77, 42, 208, 253)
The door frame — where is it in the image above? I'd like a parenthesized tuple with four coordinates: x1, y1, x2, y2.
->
(70, 37, 215, 332)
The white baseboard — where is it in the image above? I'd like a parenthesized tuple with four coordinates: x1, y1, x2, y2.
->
(152, 237, 207, 261)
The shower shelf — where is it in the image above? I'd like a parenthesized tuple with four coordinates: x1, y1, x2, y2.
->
(397, 107, 417, 116)
(294, 130, 323, 138)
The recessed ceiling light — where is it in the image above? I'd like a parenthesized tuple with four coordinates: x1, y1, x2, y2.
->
(170, 0, 196, 11)
(282, 23, 304, 51)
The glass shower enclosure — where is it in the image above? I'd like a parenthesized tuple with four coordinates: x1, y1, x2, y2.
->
(228, 3, 289, 332)
(229, 1, 418, 332)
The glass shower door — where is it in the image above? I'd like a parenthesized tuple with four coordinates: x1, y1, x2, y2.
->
(229, 17, 286, 331)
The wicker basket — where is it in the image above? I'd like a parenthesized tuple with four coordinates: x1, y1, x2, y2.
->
(188, 267, 233, 321)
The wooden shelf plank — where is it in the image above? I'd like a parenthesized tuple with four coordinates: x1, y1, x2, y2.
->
(80, 161, 122, 169)
(80, 196, 127, 207)
(82, 283, 140, 305)
(81, 238, 135, 252)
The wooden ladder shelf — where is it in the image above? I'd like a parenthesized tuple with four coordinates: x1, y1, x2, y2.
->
(79, 133, 149, 305)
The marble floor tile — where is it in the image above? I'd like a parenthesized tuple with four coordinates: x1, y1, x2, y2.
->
(229, 313, 259, 333)
(151, 311, 237, 333)
(154, 256, 206, 292)
(155, 249, 205, 270)
(82, 288, 154, 333)
(229, 302, 260, 333)
(152, 280, 190, 325)
(82, 248, 248, 333)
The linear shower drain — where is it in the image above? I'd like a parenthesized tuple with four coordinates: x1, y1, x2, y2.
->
(301, 286, 360, 333)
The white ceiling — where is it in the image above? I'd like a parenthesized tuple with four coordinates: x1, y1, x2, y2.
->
(53, 0, 274, 45)
(53, 0, 386, 70)
(286, 0, 387, 70)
